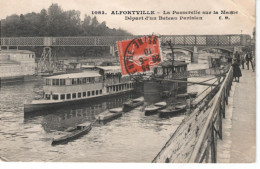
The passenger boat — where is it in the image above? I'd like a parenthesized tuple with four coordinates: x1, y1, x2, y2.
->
(158, 104, 186, 118)
(95, 110, 123, 124)
(122, 97, 144, 112)
(142, 61, 188, 103)
(144, 101, 167, 116)
(51, 122, 92, 145)
(24, 66, 135, 113)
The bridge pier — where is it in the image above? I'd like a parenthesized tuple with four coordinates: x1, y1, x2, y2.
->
(110, 45, 115, 56)
(191, 46, 198, 63)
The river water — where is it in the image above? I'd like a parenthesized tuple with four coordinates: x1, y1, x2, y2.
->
(0, 61, 210, 162)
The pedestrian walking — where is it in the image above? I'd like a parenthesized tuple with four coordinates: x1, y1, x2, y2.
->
(232, 59, 242, 82)
(241, 53, 245, 69)
(245, 52, 254, 71)
(234, 51, 241, 65)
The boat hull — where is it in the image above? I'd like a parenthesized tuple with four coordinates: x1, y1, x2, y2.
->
(122, 101, 144, 112)
(144, 105, 167, 116)
(51, 125, 92, 145)
(96, 111, 122, 124)
(24, 89, 134, 114)
(158, 107, 186, 118)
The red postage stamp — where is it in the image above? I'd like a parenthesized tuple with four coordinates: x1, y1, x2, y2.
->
(117, 35, 162, 75)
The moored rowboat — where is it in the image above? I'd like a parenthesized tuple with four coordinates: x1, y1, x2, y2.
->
(96, 110, 122, 124)
(123, 97, 144, 112)
(158, 105, 186, 118)
(51, 122, 92, 145)
(144, 101, 167, 116)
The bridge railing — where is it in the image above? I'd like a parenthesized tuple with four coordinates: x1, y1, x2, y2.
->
(160, 34, 250, 46)
(152, 66, 233, 163)
(188, 66, 233, 163)
(0, 34, 251, 47)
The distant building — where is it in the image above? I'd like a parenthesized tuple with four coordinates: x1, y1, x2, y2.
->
(0, 50, 36, 83)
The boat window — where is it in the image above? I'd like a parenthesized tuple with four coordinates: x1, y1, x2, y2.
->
(46, 79, 49, 85)
(116, 85, 119, 91)
(113, 86, 115, 91)
(53, 94, 59, 100)
(122, 85, 124, 90)
(52, 79, 60, 86)
(72, 93, 76, 98)
(57, 79, 60, 85)
(72, 78, 77, 85)
(83, 78, 86, 84)
(77, 78, 83, 85)
(60, 79, 65, 85)
(78, 92, 81, 98)
(107, 87, 109, 93)
(87, 91, 90, 96)
(66, 94, 71, 99)
(96, 90, 98, 95)
(89, 77, 95, 83)
(83, 92, 86, 97)
(100, 89, 102, 94)
(92, 91, 95, 96)
(61, 94, 65, 100)
(45, 94, 50, 100)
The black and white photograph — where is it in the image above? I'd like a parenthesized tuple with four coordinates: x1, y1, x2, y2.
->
(0, 0, 256, 165)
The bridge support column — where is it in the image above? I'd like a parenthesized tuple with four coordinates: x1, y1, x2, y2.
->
(110, 45, 115, 56)
(191, 46, 198, 63)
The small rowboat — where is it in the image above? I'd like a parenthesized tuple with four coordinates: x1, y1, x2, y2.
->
(52, 122, 92, 145)
(109, 107, 123, 113)
(123, 97, 144, 112)
(96, 110, 122, 124)
(158, 105, 186, 118)
(144, 102, 167, 116)
(176, 92, 198, 99)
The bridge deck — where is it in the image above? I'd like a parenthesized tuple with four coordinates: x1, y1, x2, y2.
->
(217, 69, 256, 163)
(0, 34, 251, 47)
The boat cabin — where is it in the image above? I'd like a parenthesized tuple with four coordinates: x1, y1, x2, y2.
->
(153, 60, 188, 77)
(43, 72, 103, 101)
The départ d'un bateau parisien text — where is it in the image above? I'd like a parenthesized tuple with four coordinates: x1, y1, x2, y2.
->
(110, 10, 238, 21)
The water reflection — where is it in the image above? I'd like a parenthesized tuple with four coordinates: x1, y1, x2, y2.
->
(24, 91, 138, 132)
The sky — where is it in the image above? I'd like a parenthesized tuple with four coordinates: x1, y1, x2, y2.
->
(0, 0, 256, 36)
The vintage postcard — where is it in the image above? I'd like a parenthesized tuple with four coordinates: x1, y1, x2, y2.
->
(0, 0, 256, 164)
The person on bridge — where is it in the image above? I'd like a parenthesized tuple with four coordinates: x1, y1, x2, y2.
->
(245, 52, 254, 72)
(232, 59, 242, 82)
(241, 53, 246, 69)
(234, 51, 241, 65)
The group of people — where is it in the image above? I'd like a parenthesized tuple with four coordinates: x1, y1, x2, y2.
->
(232, 51, 255, 82)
